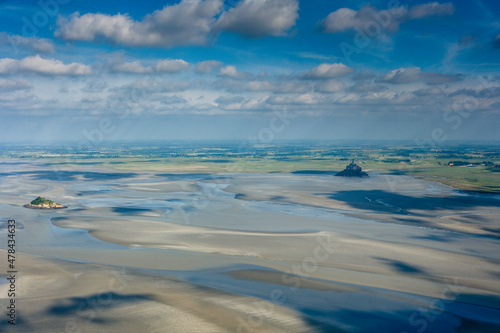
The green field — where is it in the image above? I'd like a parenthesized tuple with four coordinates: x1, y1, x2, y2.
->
(30, 157, 500, 194)
(114, 159, 500, 194)
(3, 143, 500, 194)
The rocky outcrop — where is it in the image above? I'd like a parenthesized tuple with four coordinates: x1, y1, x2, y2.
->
(336, 161, 369, 177)
(24, 196, 66, 209)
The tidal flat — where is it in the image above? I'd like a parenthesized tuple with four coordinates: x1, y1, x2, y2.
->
(1, 159, 500, 332)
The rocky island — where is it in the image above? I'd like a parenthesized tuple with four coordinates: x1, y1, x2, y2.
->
(336, 161, 369, 177)
(24, 196, 66, 209)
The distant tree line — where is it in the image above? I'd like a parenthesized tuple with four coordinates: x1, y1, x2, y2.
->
(448, 161, 497, 167)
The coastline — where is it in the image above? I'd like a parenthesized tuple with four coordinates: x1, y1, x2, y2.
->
(408, 174, 500, 195)
(23, 204, 66, 209)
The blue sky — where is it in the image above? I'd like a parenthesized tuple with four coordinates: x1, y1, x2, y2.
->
(0, 0, 499, 143)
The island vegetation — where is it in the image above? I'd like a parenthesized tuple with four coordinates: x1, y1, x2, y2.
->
(24, 196, 65, 209)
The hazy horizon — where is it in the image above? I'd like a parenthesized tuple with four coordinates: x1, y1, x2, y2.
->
(2, 137, 500, 146)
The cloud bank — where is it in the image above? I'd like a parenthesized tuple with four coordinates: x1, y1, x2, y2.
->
(0, 55, 91, 75)
(56, 0, 300, 48)
(320, 2, 454, 35)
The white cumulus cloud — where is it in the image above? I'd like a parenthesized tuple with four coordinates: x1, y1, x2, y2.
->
(320, 2, 454, 35)
(218, 65, 248, 79)
(315, 79, 346, 93)
(409, 2, 454, 19)
(0, 55, 91, 75)
(155, 59, 190, 73)
(56, 0, 223, 47)
(377, 67, 462, 85)
(215, 0, 299, 37)
(111, 59, 190, 74)
(0, 33, 55, 54)
(195, 60, 223, 74)
(301, 63, 353, 79)
(112, 61, 150, 74)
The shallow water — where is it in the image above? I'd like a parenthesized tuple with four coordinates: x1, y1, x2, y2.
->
(1, 160, 499, 332)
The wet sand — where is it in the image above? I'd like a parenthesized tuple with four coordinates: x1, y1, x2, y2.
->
(0, 160, 499, 332)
